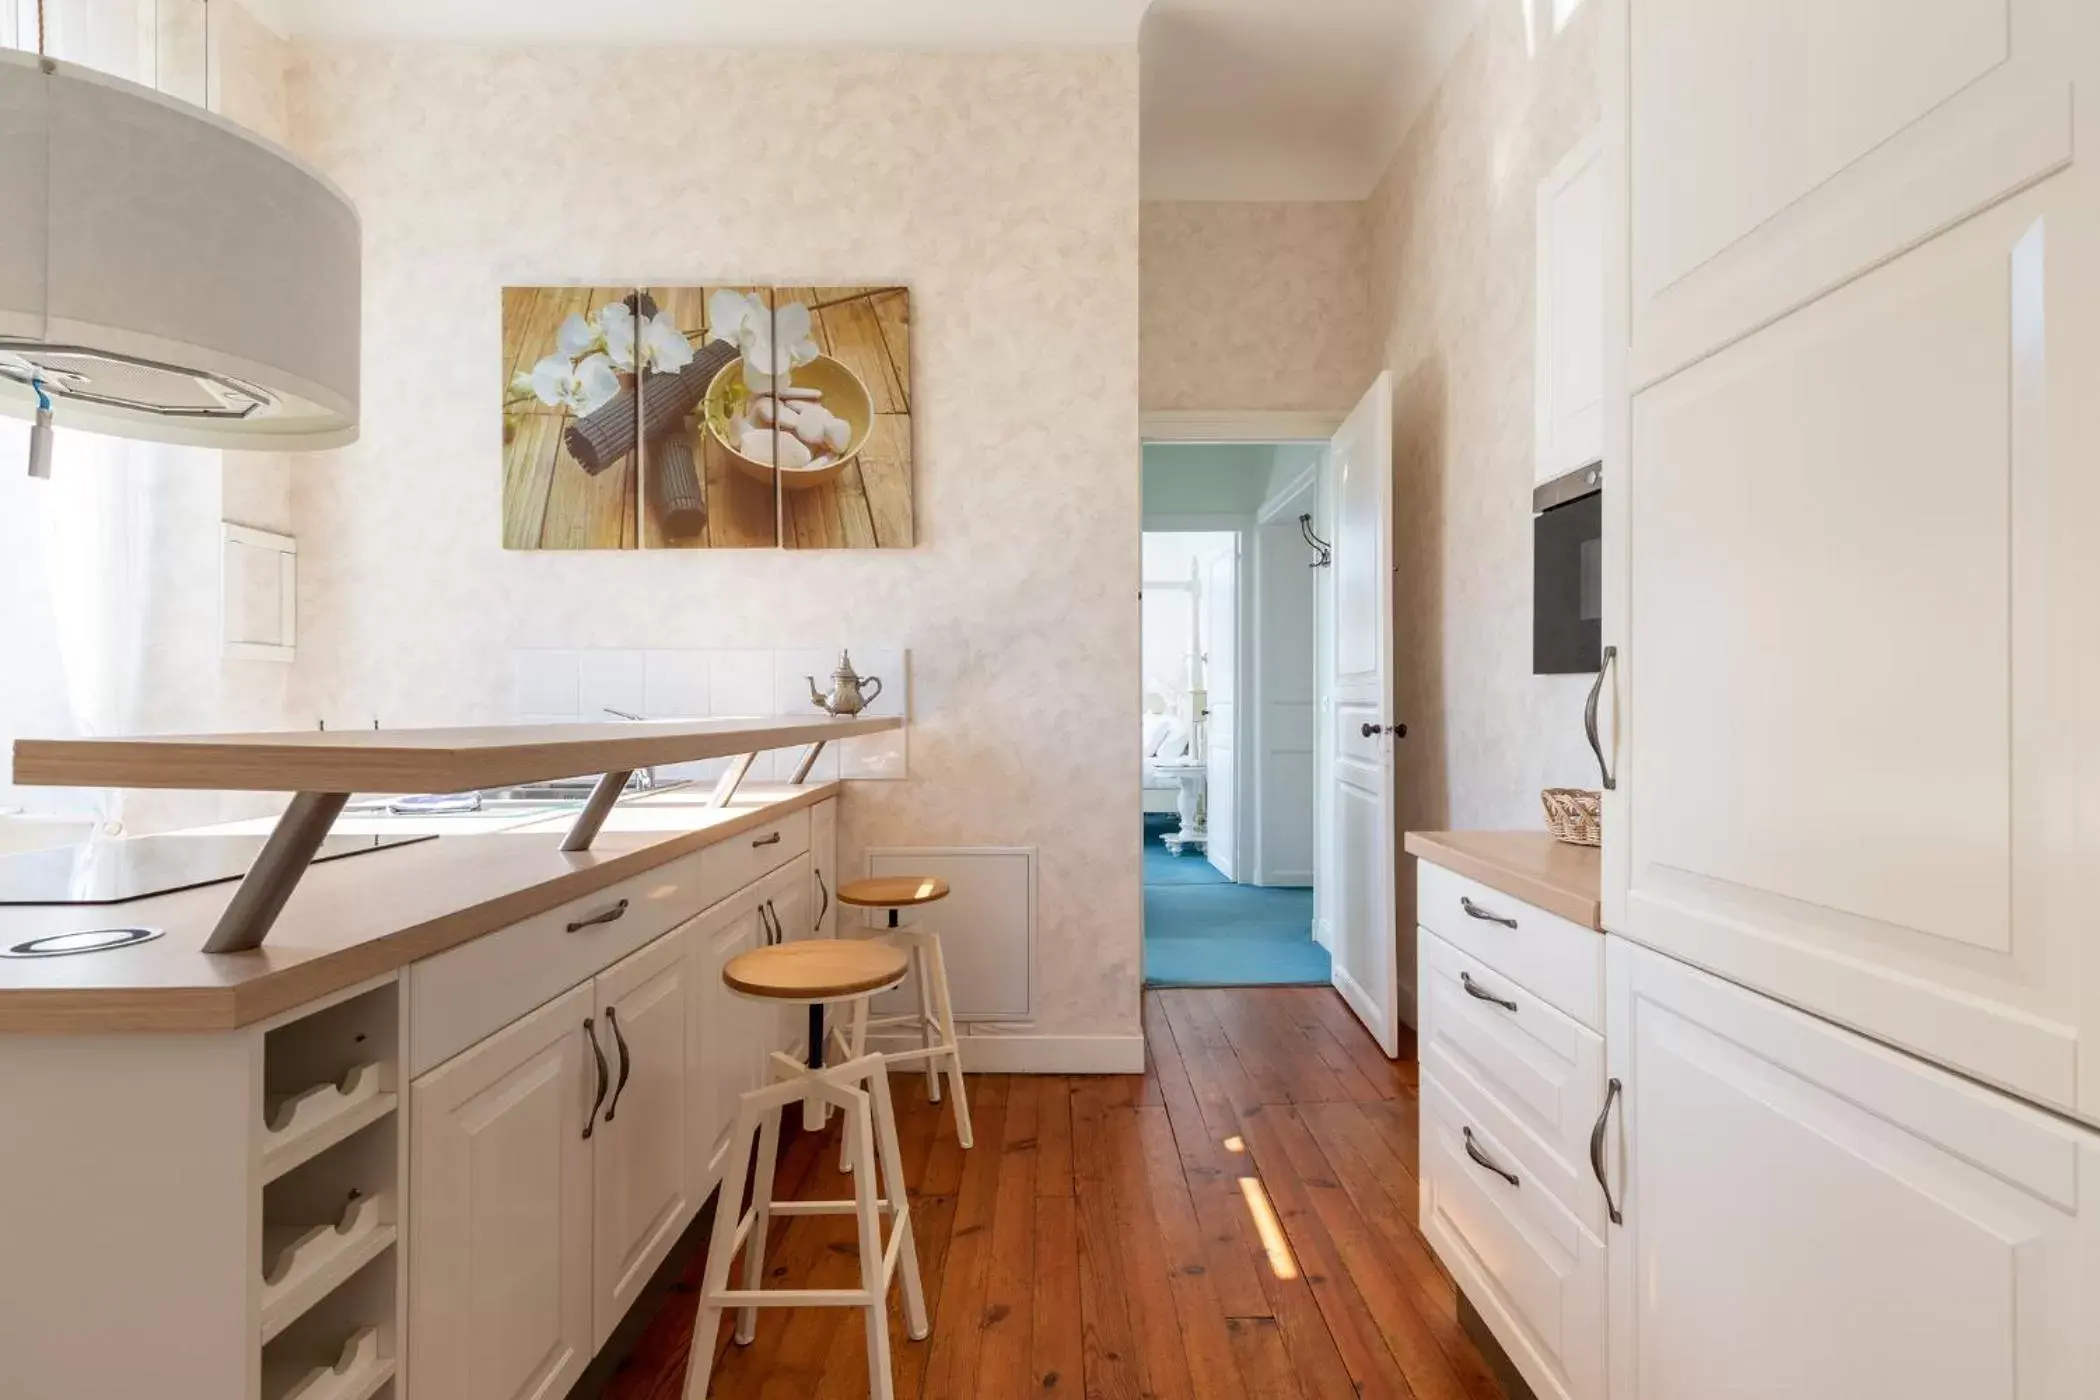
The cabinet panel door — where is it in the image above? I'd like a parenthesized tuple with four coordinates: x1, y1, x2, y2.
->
(1537, 131, 1605, 483)
(765, 856, 815, 1058)
(694, 897, 765, 1186)
(1604, 0, 2100, 1116)
(1604, 938, 2100, 1400)
(410, 983, 594, 1400)
(591, 927, 694, 1347)
(811, 797, 838, 940)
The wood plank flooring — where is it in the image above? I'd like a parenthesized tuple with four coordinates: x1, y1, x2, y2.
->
(600, 988, 1500, 1400)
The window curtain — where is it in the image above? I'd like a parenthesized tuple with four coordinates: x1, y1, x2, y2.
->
(0, 0, 209, 828)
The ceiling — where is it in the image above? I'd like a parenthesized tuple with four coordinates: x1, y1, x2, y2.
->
(1141, 0, 1486, 201)
(266, 0, 1482, 202)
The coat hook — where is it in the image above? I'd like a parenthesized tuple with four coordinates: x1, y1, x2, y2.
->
(1299, 513, 1333, 568)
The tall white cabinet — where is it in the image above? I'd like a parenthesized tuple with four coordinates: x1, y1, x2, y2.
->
(1584, 0, 2100, 1396)
(1601, 0, 2100, 1118)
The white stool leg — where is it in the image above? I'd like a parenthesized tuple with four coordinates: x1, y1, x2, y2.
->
(684, 1091, 760, 1399)
(864, 1062, 930, 1340)
(912, 939, 941, 1104)
(923, 934, 973, 1150)
(839, 996, 870, 1174)
(843, 1085, 895, 1400)
(734, 1103, 782, 1345)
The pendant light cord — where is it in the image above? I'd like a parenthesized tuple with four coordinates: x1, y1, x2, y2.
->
(36, 0, 46, 57)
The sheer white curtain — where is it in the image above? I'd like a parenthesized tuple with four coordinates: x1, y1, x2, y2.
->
(0, 0, 209, 828)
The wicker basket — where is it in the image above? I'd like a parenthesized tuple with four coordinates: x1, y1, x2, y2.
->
(1541, 787, 1602, 847)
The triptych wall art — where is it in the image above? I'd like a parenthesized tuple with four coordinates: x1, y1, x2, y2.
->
(501, 285, 913, 550)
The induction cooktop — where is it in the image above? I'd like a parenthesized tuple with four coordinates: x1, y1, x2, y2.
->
(0, 831, 435, 906)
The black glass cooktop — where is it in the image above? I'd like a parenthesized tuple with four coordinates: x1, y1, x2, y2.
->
(0, 831, 434, 905)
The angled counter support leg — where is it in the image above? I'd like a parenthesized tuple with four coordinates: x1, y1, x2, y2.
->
(200, 791, 350, 953)
(787, 741, 827, 785)
(560, 769, 634, 853)
(709, 751, 760, 809)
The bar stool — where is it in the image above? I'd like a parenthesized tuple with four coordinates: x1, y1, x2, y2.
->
(830, 875, 973, 1168)
(683, 939, 929, 1400)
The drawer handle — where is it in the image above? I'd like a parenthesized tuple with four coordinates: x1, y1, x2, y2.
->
(1462, 1126, 1520, 1188)
(1459, 895, 1517, 928)
(1459, 971, 1517, 1012)
(752, 831, 783, 848)
(566, 898, 629, 934)
(1590, 1076, 1623, 1226)
(603, 1006, 631, 1122)
(583, 1017, 608, 1140)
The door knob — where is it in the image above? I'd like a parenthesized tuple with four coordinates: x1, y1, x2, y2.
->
(1361, 723, 1408, 739)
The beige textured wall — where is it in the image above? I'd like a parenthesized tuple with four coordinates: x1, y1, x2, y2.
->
(1370, 1, 1604, 871)
(1140, 200, 1372, 411)
(285, 45, 1142, 1052)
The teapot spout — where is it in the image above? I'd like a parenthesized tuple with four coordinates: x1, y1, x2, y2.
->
(807, 676, 831, 713)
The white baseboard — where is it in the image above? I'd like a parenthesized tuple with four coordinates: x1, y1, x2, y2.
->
(865, 1031, 1144, 1075)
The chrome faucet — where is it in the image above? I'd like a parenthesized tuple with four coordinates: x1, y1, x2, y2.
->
(603, 707, 658, 789)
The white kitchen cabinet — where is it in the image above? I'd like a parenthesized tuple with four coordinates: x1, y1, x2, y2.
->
(763, 854, 815, 1058)
(691, 891, 767, 1187)
(589, 926, 695, 1349)
(1603, 936, 2100, 1400)
(409, 983, 595, 1400)
(1601, 0, 2100, 1120)
(1535, 130, 1604, 484)
(811, 796, 838, 939)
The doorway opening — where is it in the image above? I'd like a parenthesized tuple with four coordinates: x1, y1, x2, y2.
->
(1141, 443, 1327, 987)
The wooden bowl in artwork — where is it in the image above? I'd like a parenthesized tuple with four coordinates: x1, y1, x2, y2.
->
(705, 353, 874, 491)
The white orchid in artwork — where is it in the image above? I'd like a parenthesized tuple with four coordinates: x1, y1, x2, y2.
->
(555, 309, 604, 360)
(639, 311, 695, 374)
(708, 289, 820, 390)
(525, 351, 619, 415)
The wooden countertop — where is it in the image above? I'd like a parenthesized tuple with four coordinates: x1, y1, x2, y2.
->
(1403, 830, 1602, 931)
(11, 716, 899, 793)
(0, 784, 837, 1034)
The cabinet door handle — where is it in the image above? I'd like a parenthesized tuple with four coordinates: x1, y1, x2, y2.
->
(1459, 971, 1517, 1012)
(752, 831, 782, 848)
(583, 1017, 609, 1139)
(566, 898, 629, 934)
(815, 869, 829, 930)
(1586, 644, 1618, 791)
(603, 1006, 631, 1122)
(1462, 1126, 1519, 1188)
(1590, 1076, 1624, 1225)
(1459, 895, 1517, 928)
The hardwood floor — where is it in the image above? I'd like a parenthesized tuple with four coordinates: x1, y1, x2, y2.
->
(601, 988, 1503, 1400)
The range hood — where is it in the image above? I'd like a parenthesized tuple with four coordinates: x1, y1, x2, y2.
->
(0, 49, 360, 451)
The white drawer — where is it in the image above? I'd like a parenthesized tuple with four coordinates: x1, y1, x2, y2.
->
(407, 849, 709, 1077)
(1420, 1070, 1604, 1400)
(699, 808, 809, 904)
(1419, 929, 1606, 1229)
(1417, 859, 1601, 1030)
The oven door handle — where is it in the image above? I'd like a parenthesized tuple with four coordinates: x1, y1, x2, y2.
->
(1585, 645, 1618, 792)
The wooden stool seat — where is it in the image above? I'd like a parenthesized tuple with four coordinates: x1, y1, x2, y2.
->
(723, 939, 909, 1001)
(836, 874, 950, 909)
(824, 873, 973, 1166)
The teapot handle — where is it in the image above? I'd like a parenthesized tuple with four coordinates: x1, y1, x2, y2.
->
(860, 676, 883, 708)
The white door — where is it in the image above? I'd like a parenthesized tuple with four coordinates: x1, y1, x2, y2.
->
(1604, 935, 2100, 1400)
(1602, 0, 2100, 1118)
(1201, 540, 1240, 880)
(1326, 372, 1400, 1055)
(591, 928, 694, 1348)
(410, 983, 595, 1400)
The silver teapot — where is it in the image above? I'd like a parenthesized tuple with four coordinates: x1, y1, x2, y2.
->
(808, 650, 884, 718)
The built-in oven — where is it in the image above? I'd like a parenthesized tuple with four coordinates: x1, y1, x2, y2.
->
(1533, 463, 1602, 674)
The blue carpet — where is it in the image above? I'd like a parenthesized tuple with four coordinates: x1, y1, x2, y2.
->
(1142, 815, 1329, 987)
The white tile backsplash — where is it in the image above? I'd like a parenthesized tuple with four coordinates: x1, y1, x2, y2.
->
(643, 650, 711, 719)
(510, 646, 911, 780)
(708, 650, 776, 719)
(577, 649, 646, 720)
(511, 650, 581, 717)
